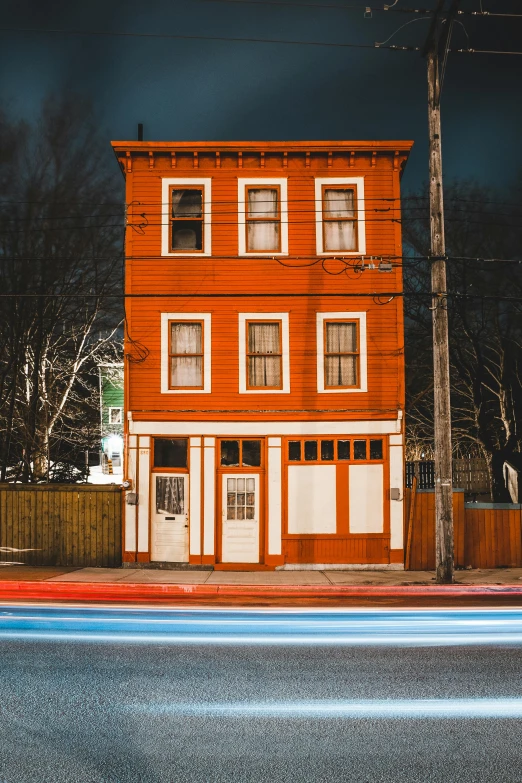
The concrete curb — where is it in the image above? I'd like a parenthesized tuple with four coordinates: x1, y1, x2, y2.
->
(1, 581, 522, 603)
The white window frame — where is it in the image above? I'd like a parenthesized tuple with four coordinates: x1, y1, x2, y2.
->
(161, 178, 212, 257)
(108, 407, 123, 424)
(161, 313, 212, 394)
(315, 177, 366, 256)
(316, 311, 367, 393)
(238, 178, 288, 256)
(239, 313, 290, 394)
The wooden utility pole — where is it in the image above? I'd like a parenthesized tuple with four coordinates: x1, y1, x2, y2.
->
(423, 0, 460, 583)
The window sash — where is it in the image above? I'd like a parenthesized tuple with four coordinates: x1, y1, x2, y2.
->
(169, 186, 204, 252)
(169, 321, 204, 389)
(324, 320, 359, 388)
(322, 185, 358, 252)
(245, 186, 281, 252)
(246, 320, 282, 389)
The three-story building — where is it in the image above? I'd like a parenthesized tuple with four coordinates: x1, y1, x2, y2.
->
(112, 139, 413, 570)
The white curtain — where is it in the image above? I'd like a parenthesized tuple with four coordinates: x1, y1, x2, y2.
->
(323, 188, 356, 251)
(170, 322, 202, 387)
(248, 322, 281, 387)
(325, 322, 357, 386)
(247, 189, 279, 251)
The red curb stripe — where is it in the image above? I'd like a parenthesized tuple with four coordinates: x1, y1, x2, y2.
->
(0, 581, 522, 603)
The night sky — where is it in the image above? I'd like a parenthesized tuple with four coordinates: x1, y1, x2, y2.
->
(1, 0, 521, 191)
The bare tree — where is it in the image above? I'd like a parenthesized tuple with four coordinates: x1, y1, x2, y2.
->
(403, 180, 522, 500)
(0, 95, 123, 482)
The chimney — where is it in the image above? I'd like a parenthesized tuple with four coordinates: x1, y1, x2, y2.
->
(137, 123, 143, 141)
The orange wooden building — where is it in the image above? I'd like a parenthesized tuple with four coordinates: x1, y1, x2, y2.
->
(112, 139, 413, 570)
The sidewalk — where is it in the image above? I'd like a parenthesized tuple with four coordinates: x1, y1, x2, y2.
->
(0, 565, 522, 605)
(1, 565, 522, 586)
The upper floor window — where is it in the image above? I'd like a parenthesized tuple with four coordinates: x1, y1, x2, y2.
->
(315, 177, 366, 256)
(246, 186, 281, 252)
(108, 407, 122, 424)
(238, 312, 290, 393)
(161, 178, 211, 257)
(316, 312, 367, 393)
(169, 321, 204, 389)
(160, 312, 211, 393)
(324, 320, 359, 388)
(246, 320, 282, 389)
(238, 178, 288, 256)
(170, 187, 204, 252)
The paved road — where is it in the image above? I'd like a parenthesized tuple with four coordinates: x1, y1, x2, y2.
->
(1, 607, 522, 783)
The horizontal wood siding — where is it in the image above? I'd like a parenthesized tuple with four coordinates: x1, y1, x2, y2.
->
(128, 296, 402, 420)
(404, 490, 521, 570)
(121, 144, 406, 423)
(0, 485, 122, 567)
(283, 536, 389, 564)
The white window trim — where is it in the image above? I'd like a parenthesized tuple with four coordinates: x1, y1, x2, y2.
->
(161, 313, 211, 394)
(108, 407, 123, 424)
(161, 178, 212, 257)
(239, 313, 290, 394)
(316, 311, 367, 393)
(238, 178, 288, 256)
(315, 177, 366, 256)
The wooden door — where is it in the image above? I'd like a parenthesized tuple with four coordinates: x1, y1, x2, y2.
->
(151, 474, 189, 562)
(221, 474, 260, 563)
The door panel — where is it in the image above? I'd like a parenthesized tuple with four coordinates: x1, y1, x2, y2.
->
(151, 474, 189, 562)
(221, 474, 260, 563)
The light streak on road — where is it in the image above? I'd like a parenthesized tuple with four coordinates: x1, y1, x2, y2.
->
(1, 607, 522, 646)
(130, 698, 522, 719)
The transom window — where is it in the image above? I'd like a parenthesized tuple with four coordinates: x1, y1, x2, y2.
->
(287, 438, 383, 463)
(246, 186, 281, 252)
(154, 438, 188, 469)
(322, 185, 357, 252)
(169, 321, 204, 389)
(324, 320, 359, 388)
(170, 187, 204, 251)
(220, 439, 262, 467)
(246, 321, 282, 389)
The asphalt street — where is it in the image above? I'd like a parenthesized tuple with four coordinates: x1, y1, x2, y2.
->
(1, 607, 522, 783)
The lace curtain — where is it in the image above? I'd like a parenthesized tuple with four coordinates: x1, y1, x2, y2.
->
(248, 322, 281, 387)
(156, 476, 185, 515)
(325, 322, 357, 386)
(323, 188, 356, 251)
(247, 188, 279, 251)
(170, 322, 202, 387)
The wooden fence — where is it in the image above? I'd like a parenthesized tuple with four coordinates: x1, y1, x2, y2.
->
(0, 484, 122, 567)
(405, 488, 522, 569)
(406, 459, 491, 494)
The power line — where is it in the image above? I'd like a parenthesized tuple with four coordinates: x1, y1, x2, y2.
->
(0, 26, 410, 50)
(198, 0, 433, 12)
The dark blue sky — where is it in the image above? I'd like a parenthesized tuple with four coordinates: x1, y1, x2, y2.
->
(2, 0, 521, 191)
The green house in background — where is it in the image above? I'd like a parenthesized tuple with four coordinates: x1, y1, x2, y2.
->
(98, 363, 124, 476)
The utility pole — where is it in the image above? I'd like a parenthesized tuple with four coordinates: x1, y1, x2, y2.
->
(422, 0, 460, 584)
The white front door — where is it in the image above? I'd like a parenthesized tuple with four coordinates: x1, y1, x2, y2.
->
(151, 474, 189, 562)
(221, 474, 260, 563)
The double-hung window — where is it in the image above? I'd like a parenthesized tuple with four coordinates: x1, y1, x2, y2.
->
(246, 321, 282, 389)
(316, 312, 367, 393)
(238, 313, 290, 393)
(161, 178, 211, 256)
(315, 177, 365, 255)
(238, 178, 288, 255)
(160, 313, 211, 393)
(324, 320, 359, 388)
